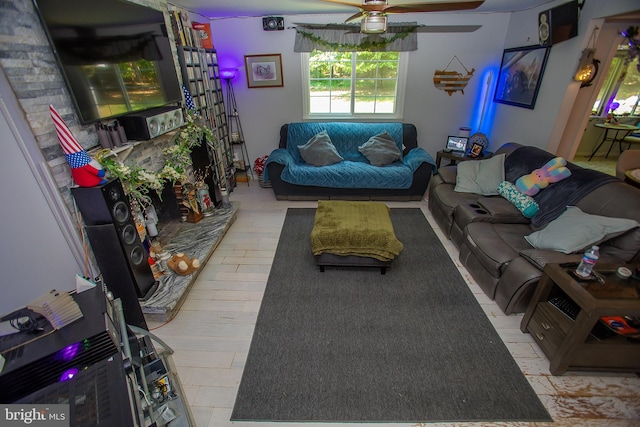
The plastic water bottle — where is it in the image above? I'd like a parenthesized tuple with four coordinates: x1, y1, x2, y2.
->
(575, 245, 599, 278)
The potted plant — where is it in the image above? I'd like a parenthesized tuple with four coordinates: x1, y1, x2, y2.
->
(97, 111, 214, 222)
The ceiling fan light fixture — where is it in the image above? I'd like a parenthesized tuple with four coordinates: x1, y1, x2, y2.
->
(361, 12, 387, 34)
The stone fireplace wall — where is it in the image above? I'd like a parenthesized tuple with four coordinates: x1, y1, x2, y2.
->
(0, 0, 179, 216)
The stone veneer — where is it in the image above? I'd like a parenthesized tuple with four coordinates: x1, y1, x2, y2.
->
(0, 0, 182, 215)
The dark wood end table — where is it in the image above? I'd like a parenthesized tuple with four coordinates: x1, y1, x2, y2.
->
(521, 263, 640, 375)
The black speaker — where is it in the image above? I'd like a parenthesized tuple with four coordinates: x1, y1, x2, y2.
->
(72, 179, 157, 329)
(262, 16, 284, 31)
(539, 0, 578, 46)
(118, 106, 183, 141)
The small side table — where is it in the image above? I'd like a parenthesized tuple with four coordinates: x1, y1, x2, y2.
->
(588, 123, 638, 161)
(521, 263, 640, 375)
(435, 150, 493, 168)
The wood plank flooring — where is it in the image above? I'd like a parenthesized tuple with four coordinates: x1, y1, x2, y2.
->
(148, 183, 640, 427)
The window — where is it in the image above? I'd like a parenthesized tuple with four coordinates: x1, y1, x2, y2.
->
(592, 49, 640, 116)
(302, 51, 408, 119)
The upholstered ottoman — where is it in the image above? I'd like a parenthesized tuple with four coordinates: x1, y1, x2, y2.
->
(310, 200, 403, 274)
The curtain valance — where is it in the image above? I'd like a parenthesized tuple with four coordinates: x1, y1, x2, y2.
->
(293, 23, 418, 52)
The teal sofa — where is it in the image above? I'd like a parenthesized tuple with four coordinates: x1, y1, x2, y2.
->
(265, 122, 436, 201)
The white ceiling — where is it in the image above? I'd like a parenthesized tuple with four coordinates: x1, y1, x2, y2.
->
(170, 0, 559, 19)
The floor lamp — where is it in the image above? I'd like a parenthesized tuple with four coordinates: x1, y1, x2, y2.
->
(221, 69, 252, 183)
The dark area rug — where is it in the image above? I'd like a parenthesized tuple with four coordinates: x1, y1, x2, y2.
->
(231, 208, 551, 423)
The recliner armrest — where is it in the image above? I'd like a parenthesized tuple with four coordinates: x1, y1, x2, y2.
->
(519, 249, 582, 270)
(436, 165, 457, 184)
(477, 197, 529, 221)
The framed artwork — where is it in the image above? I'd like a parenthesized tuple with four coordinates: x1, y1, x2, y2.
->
(244, 54, 284, 88)
(446, 136, 468, 152)
(494, 45, 550, 109)
(469, 142, 484, 157)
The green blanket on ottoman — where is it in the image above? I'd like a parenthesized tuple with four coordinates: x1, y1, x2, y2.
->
(310, 201, 403, 262)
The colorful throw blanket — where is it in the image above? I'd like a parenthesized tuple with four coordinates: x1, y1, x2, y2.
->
(310, 201, 403, 261)
(505, 146, 618, 227)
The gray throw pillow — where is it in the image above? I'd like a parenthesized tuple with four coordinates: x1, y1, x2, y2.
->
(525, 206, 639, 254)
(358, 131, 402, 166)
(454, 154, 505, 196)
(298, 130, 343, 166)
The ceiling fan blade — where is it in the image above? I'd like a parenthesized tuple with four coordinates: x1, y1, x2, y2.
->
(294, 22, 361, 32)
(384, 1, 484, 14)
(294, 22, 481, 34)
(384, 24, 481, 33)
(317, 0, 363, 7)
(345, 11, 365, 22)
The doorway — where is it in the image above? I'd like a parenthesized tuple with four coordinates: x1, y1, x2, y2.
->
(557, 17, 640, 177)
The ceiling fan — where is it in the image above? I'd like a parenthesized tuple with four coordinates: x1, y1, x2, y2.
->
(319, 0, 485, 33)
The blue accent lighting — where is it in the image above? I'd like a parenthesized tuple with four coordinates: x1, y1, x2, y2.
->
(469, 67, 499, 138)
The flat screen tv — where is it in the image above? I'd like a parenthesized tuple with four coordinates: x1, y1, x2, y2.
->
(33, 0, 182, 124)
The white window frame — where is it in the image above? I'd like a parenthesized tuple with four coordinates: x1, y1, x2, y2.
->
(593, 49, 640, 117)
(301, 51, 409, 120)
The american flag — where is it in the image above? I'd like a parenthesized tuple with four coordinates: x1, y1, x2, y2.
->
(182, 85, 196, 111)
(49, 105, 91, 168)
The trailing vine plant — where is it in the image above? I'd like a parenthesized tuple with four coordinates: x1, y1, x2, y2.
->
(97, 110, 213, 207)
(295, 27, 416, 51)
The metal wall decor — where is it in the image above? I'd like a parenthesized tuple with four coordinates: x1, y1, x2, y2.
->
(433, 56, 475, 95)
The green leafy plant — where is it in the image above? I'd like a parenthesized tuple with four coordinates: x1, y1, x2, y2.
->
(621, 26, 640, 72)
(97, 156, 164, 207)
(97, 111, 212, 207)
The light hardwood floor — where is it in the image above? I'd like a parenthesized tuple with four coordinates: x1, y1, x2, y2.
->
(148, 183, 640, 427)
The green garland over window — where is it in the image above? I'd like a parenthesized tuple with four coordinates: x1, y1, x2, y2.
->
(295, 28, 416, 51)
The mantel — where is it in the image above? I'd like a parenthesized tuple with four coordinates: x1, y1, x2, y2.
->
(87, 129, 180, 164)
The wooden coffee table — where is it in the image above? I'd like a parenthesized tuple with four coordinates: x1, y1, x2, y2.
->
(521, 263, 640, 375)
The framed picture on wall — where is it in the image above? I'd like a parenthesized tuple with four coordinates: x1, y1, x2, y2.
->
(244, 54, 284, 88)
(493, 45, 550, 109)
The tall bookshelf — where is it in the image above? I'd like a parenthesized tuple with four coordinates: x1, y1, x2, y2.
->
(177, 46, 235, 198)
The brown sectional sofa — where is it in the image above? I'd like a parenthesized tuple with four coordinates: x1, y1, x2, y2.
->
(428, 142, 640, 314)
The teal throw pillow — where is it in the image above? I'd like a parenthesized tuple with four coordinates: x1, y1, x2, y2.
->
(358, 131, 402, 166)
(298, 130, 343, 166)
(498, 181, 539, 218)
(454, 154, 505, 196)
(525, 206, 639, 254)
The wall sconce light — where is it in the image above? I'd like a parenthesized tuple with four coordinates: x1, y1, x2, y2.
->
(574, 26, 600, 88)
(574, 48, 600, 87)
(361, 12, 387, 34)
